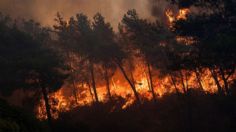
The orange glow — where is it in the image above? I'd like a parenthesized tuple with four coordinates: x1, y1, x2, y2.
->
(165, 8, 195, 44)
(35, 8, 233, 120)
(177, 9, 190, 20)
(36, 59, 234, 120)
(176, 36, 196, 45)
(165, 8, 190, 26)
(165, 8, 190, 27)
(165, 9, 175, 24)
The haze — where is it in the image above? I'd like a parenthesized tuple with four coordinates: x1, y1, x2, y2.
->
(0, 0, 158, 28)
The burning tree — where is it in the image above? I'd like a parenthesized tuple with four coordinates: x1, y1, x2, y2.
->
(0, 0, 236, 131)
(120, 9, 169, 102)
(170, 0, 236, 95)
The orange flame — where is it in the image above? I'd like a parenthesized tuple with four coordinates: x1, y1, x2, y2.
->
(165, 8, 195, 44)
(36, 8, 234, 120)
(166, 8, 190, 24)
(165, 9, 175, 24)
(177, 9, 190, 20)
(36, 61, 234, 120)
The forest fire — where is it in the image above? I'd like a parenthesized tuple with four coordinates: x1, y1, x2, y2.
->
(36, 63, 234, 120)
(36, 62, 159, 119)
(35, 7, 234, 120)
(1, 1, 236, 131)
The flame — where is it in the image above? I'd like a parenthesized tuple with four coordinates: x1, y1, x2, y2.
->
(176, 9, 190, 20)
(165, 8, 195, 44)
(36, 8, 234, 120)
(165, 9, 175, 24)
(166, 8, 190, 24)
(36, 59, 235, 120)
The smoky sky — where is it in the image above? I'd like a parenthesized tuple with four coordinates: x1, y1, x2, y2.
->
(0, 0, 169, 28)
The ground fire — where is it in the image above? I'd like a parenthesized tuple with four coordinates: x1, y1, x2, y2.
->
(37, 63, 235, 119)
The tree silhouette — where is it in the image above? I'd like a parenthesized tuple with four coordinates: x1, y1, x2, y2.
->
(0, 17, 68, 130)
(171, 0, 236, 95)
(121, 9, 183, 100)
(92, 13, 117, 101)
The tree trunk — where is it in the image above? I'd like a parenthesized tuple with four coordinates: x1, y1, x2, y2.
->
(90, 63, 99, 103)
(219, 67, 230, 95)
(179, 71, 187, 94)
(194, 68, 204, 91)
(144, 71, 151, 91)
(210, 68, 224, 95)
(170, 74, 180, 95)
(185, 72, 189, 92)
(72, 77, 78, 104)
(130, 68, 136, 87)
(147, 62, 156, 102)
(41, 86, 53, 131)
(87, 81, 95, 103)
(68, 52, 78, 104)
(105, 69, 112, 101)
(116, 61, 141, 105)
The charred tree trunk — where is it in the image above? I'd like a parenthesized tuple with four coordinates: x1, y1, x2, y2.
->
(90, 63, 99, 103)
(170, 74, 180, 95)
(41, 86, 53, 131)
(115, 61, 141, 105)
(67, 52, 78, 104)
(210, 68, 224, 95)
(105, 69, 112, 101)
(194, 68, 204, 91)
(72, 77, 78, 104)
(185, 72, 189, 92)
(87, 81, 95, 103)
(144, 71, 151, 91)
(147, 62, 156, 102)
(179, 71, 187, 94)
(129, 68, 136, 87)
(219, 67, 230, 95)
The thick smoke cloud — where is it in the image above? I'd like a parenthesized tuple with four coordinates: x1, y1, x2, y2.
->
(0, 0, 156, 28)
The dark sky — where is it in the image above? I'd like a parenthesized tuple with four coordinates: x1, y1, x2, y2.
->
(0, 0, 165, 28)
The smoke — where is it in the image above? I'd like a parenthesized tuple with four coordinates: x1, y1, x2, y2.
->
(148, 0, 175, 23)
(0, 0, 156, 29)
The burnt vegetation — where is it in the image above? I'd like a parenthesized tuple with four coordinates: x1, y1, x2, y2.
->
(0, 0, 236, 132)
